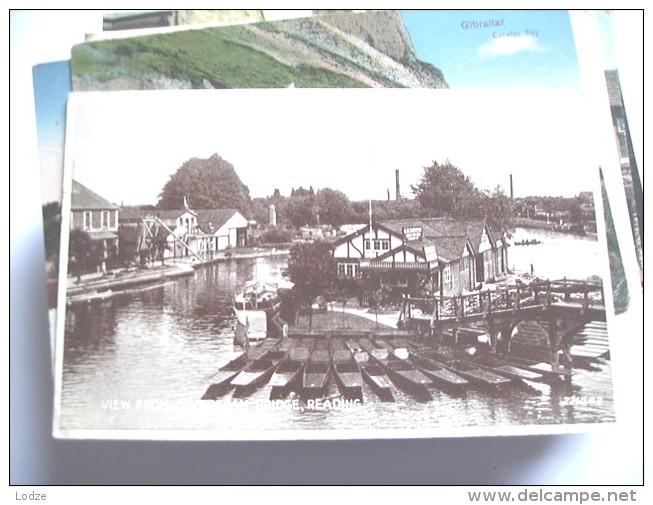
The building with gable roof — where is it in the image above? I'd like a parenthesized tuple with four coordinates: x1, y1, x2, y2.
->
(195, 209, 248, 250)
(331, 217, 509, 301)
(70, 180, 121, 265)
(118, 204, 248, 262)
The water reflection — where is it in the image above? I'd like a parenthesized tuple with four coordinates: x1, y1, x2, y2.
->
(59, 253, 615, 434)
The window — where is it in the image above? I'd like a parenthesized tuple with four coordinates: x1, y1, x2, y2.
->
(443, 265, 451, 286)
(373, 239, 389, 251)
(364, 239, 371, 250)
(338, 263, 359, 278)
(83, 211, 92, 230)
(101, 210, 110, 229)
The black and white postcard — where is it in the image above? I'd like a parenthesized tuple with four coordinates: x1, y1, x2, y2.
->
(54, 87, 619, 439)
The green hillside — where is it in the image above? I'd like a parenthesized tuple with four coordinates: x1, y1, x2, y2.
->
(72, 24, 368, 89)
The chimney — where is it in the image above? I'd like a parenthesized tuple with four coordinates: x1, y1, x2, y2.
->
(510, 174, 514, 200)
(395, 169, 401, 201)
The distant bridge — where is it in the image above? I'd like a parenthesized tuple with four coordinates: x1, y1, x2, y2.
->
(399, 279, 606, 368)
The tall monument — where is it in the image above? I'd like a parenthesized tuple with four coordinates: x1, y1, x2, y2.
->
(269, 204, 277, 227)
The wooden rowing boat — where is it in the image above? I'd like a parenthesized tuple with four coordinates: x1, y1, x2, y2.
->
(231, 350, 287, 395)
(408, 353, 469, 392)
(420, 350, 512, 387)
(368, 347, 432, 398)
(493, 354, 573, 379)
(301, 349, 331, 396)
(331, 343, 363, 399)
(466, 354, 545, 382)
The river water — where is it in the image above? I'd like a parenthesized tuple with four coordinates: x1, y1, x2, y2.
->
(58, 230, 615, 436)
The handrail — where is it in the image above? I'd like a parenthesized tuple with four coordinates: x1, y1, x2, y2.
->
(400, 279, 604, 323)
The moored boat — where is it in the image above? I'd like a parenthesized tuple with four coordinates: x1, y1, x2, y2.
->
(230, 350, 287, 396)
(408, 353, 469, 393)
(233, 280, 281, 343)
(331, 343, 363, 399)
(269, 359, 305, 399)
(360, 361, 394, 402)
(381, 340, 469, 393)
(202, 352, 250, 399)
(494, 354, 573, 380)
(467, 354, 545, 382)
(268, 338, 306, 398)
(368, 348, 432, 399)
(420, 350, 512, 387)
(302, 350, 331, 396)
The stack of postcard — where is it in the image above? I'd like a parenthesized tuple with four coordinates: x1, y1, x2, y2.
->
(33, 10, 642, 442)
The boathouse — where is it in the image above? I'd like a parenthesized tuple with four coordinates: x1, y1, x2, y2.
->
(195, 209, 249, 250)
(70, 180, 120, 265)
(118, 205, 249, 262)
(331, 218, 509, 301)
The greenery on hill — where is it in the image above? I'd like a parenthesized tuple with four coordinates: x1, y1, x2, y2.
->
(72, 25, 368, 89)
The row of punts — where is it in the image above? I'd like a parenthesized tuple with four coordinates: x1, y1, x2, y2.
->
(202, 335, 576, 402)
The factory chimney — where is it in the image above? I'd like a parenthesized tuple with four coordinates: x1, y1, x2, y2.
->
(395, 169, 401, 201)
(510, 174, 514, 200)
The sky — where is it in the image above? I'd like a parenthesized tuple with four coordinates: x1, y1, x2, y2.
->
(67, 87, 599, 206)
(401, 10, 583, 89)
(31, 10, 623, 206)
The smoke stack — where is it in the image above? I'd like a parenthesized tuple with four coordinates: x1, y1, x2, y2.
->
(395, 169, 401, 201)
(510, 174, 514, 200)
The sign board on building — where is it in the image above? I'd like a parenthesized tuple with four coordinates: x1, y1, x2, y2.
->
(402, 226, 422, 241)
(424, 245, 437, 263)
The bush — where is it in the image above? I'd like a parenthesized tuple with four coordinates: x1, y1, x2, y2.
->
(260, 227, 293, 244)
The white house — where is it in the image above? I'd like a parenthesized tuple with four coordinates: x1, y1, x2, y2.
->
(196, 209, 249, 251)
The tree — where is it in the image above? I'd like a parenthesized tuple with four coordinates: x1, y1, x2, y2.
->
(412, 160, 514, 231)
(284, 241, 336, 326)
(284, 187, 318, 227)
(481, 185, 514, 233)
(68, 229, 101, 278)
(157, 153, 252, 216)
(412, 160, 481, 218)
(315, 188, 353, 226)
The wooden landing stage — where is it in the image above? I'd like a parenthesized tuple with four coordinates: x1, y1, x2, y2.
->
(397, 279, 607, 368)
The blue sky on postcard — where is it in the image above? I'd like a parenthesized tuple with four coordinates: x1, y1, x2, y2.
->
(402, 10, 582, 89)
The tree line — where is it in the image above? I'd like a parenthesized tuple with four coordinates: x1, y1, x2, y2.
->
(155, 154, 516, 232)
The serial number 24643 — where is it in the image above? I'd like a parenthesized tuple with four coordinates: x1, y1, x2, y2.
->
(560, 396, 603, 406)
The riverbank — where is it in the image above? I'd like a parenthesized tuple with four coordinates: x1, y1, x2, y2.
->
(64, 247, 290, 305)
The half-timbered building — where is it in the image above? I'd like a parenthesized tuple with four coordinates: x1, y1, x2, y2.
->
(331, 217, 509, 301)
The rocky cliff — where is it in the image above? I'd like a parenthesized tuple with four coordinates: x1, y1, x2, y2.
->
(72, 10, 448, 90)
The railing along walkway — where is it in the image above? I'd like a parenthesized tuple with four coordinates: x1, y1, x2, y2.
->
(400, 279, 604, 324)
